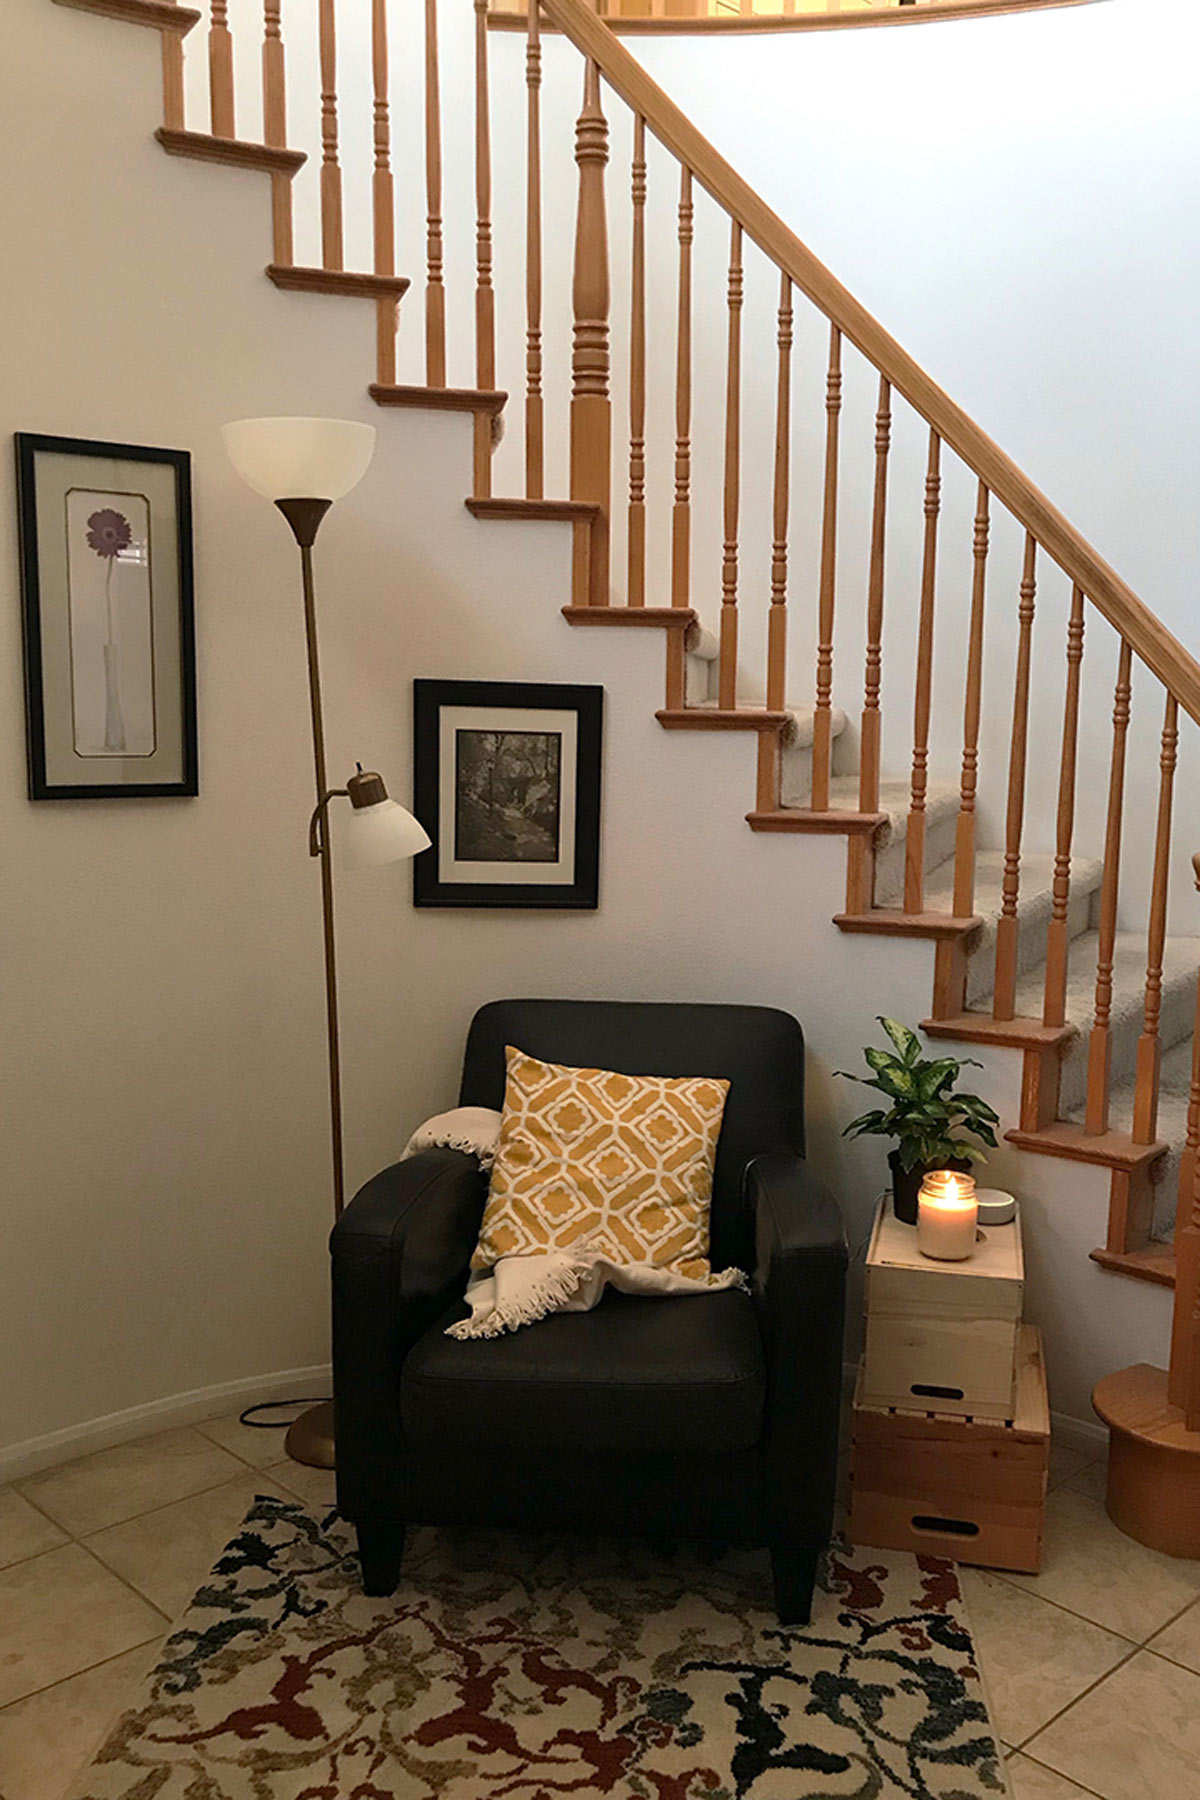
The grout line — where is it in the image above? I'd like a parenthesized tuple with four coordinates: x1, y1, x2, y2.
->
(5, 1485, 74, 1542)
(0, 1631, 164, 1719)
(1012, 1638, 1143, 1754)
(979, 1567, 1143, 1648)
(1009, 1747, 1108, 1800)
(66, 1540, 174, 1625)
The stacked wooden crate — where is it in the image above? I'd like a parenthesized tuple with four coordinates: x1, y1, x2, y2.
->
(849, 1198, 1050, 1573)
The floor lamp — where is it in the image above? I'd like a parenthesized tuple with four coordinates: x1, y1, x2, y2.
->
(223, 417, 430, 1469)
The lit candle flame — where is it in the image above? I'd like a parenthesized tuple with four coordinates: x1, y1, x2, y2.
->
(945, 1175, 959, 1204)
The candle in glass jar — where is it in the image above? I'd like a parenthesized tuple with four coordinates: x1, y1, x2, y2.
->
(917, 1171, 978, 1260)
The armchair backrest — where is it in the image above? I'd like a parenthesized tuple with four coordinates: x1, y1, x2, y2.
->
(459, 999, 806, 1271)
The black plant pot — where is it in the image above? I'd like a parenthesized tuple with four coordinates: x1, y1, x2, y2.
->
(888, 1150, 973, 1227)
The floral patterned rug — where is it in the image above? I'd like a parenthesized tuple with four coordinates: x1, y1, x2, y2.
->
(74, 1496, 1005, 1799)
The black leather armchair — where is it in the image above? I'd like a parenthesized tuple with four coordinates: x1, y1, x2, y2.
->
(331, 998, 847, 1624)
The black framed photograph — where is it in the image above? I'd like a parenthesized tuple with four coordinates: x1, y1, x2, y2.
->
(15, 433, 197, 799)
(413, 680, 602, 908)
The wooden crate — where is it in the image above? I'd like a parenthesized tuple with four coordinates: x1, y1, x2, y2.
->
(850, 1324, 1050, 1574)
(861, 1195, 1024, 1420)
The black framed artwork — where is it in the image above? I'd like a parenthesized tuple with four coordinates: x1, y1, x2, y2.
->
(413, 679, 603, 908)
(15, 433, 198, 799)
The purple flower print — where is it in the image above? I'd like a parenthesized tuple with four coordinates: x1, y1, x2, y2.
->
(86, 508, 132, 751)
(86, 508, 133, 560)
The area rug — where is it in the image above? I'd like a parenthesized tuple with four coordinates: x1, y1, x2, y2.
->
(74, 1495, 1005, 1799)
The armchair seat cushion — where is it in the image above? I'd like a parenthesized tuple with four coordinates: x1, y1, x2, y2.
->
(400, 1287, 766, 1456)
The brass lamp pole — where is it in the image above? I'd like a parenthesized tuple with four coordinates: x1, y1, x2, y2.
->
(223, 420, 430, 1468)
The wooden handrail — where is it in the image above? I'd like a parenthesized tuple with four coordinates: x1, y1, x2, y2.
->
(539, 0, 1200, 725)
(491, 0, 1100, 35)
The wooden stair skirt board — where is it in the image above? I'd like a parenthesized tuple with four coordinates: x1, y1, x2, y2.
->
(53, 0, 200, 31)
(851, 1324, 1050, 1575)
(1090, 1244, 1177, 1289)
(1093, 1363, 1200, 1558)
(155, 130, 306, 176)
(267, 267, 410, 301)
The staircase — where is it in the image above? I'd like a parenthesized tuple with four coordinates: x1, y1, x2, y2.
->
(52, 0, 1200, 1547)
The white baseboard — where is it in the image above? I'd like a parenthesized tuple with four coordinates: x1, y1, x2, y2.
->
(0, 1364, 332, 1485)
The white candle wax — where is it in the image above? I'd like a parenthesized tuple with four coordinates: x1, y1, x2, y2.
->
(917, 1173, 978, 1261)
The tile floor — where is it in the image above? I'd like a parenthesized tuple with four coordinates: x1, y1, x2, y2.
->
(0, 1422, 1198, 1799)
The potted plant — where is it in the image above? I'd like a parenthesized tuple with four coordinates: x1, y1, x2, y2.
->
(836, 1017, 1001, 1225)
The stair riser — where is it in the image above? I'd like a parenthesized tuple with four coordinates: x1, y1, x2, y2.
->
(1057, 967, 1199, 1119)
(779, 722, 852, 806)
(966, 882, 1099, 1010)
(873, 802, 960, 904)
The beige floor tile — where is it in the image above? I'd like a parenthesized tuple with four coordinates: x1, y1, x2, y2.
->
(0, 1490, 68, 1570)
(195, 1412, 294, 1471)
(83, 1471, 295, 1619)
(1026, 1650, 1200, 1800)
(958, 1569, 1132, 1748)
(0, 1640, 162, 1800)
(1047, 1445, 1093, 1492)
(1001, 1484, 1200, 1641)
(1061, 1459, 1108, 1505)
(1006, 1753, 1101, 1798)
(1147, 1594, 1200, 1676)
(265, 1458, 336, 1511)
(16, 1429, 244, 1537)
(0, 1544, 164, 1710)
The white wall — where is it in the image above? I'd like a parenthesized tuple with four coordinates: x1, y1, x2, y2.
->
(0, 0, 1185, 1471)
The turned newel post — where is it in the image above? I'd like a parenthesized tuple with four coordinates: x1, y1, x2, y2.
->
(1168, 852, 1200, 1427)
(571, 59, 611, 605)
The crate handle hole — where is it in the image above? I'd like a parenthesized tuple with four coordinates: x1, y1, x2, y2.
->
(911, 1514, 980, 1538)
(910, 1384, 966, 1401)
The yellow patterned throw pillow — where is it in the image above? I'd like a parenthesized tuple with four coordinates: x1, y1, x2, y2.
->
(472, 1047, 730, 1279)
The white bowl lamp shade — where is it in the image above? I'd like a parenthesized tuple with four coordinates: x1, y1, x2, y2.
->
(343, 800, 431, 871)
(222, 417, 376, 502)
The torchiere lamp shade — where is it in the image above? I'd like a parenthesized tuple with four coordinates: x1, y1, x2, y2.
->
(222, 417, 376, 502)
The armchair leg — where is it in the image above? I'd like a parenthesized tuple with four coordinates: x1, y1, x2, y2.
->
(770, 1543, 821, 1627)
(356, 1521, 406, 1597)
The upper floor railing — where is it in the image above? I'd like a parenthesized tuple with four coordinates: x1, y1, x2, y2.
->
(487, 0, 1100, 32)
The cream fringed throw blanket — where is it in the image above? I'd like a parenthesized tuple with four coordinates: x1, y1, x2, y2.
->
(449, 1246, 747, 1339)
(401, 1102, 747, 1340)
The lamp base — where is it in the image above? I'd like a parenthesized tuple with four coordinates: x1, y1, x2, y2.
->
(284, 1400, 336, 1469)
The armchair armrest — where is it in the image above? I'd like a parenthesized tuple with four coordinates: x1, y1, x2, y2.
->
(331, 1147, 488, 1519)
(748, 1151, 848, 1547)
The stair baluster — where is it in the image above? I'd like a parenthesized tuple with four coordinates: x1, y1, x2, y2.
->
(570, 60, 611, 606)
(525, 0, 543, 497)
(318, 0, 343, 271)
(1043, 586, 1086, 1028)
(767, 271, 792, 713)
(809, 323, 842, 812)
(904, 428, 942, 912)
(262, 0, 292, 265)
(209, 0, 235, 139)
(857, 375, 891, 818)
(1085, 640, 1133, 1135)
(373, 0, 397, 386)
(718, 220, 744, 709)
(474, 0, 495, 392)
(1169, 853, 1200, 1423)
(671, 165, 693, 613)
(1132, 692, 1179, 1144)
(992, 532, 1037, 1021)
(424, 0, 446, 383)
(627, 115, 647, 607)
(950, 482, 989, 920)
